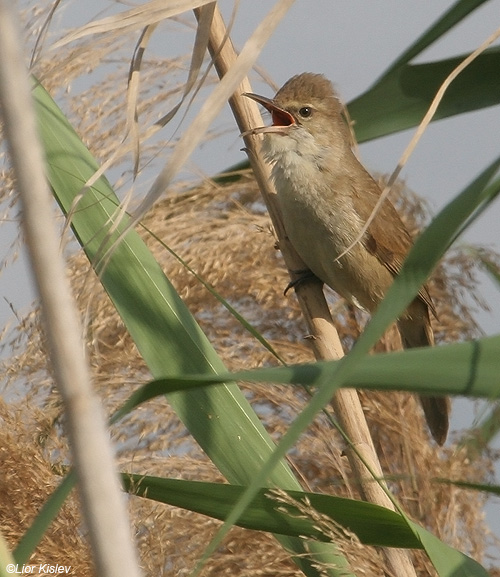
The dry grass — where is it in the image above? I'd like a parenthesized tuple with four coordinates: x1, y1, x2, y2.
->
(0, 2, 498, 576)
(0, 398, 92, 575)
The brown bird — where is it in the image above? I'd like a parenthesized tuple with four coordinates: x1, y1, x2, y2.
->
(245, 73, 450, 445)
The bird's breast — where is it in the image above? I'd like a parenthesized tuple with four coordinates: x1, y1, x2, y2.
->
(267, 141, 363, 254)
(264, 135, 393, 310)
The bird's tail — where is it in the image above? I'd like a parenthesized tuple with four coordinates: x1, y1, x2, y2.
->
(419, 396, 451, 446)
(398, 302, 450, 446)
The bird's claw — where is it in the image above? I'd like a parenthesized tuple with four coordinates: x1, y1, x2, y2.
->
(284, 269, 322, 295)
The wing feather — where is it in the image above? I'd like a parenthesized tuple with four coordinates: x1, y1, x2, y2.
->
(351, 171, 437, 317)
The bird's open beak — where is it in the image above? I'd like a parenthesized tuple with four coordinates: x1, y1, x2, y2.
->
(242, 92, 295, 136)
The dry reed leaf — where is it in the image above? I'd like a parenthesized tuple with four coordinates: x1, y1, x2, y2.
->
(130, 0, 294, 222)
(127, 24, 159, 178)
(126, 3, 216, 177)
(51, 0, 215, 50)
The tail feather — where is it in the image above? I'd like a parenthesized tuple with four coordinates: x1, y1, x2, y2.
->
(398, 300, 450, 445)
(420, 396, 451, 446)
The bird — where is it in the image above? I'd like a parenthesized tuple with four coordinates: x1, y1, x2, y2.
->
(244, 72, 450, 445)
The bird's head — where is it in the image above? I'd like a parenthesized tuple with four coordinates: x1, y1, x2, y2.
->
(244, 73, 351, 154)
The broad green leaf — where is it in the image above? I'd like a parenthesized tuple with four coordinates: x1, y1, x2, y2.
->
(110, 334, 500, 422)
(35, 78, 289, 485)
(350, 47, 500, 143)
(122, 474, 422, 549)
(411, 526, 488, 577)
(33, 78, 349, 577)
(122, 475, 487, 576)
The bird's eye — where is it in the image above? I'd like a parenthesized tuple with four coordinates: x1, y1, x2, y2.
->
(298, 106, 312, 118)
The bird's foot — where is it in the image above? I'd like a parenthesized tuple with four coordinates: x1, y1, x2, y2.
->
(284, 269, 322, 296)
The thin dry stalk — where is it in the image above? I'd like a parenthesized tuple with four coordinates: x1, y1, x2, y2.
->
(199, 5, 418, 577)
(0, 4, 141, 577)
(50, 0, 215, 50)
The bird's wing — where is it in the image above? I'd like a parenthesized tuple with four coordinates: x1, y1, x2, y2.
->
(354, 175, 437, 317)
